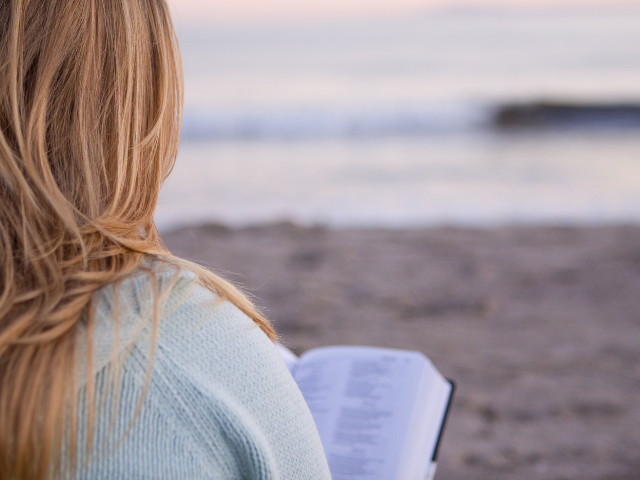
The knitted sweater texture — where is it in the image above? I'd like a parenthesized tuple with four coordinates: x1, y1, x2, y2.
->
(73, 265, 332, 479)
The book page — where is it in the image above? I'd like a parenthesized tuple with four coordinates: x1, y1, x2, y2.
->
(395, 366, 451, 480)
(294, 346, 428, 480)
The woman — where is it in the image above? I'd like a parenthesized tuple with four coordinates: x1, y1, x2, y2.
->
(0, 1, 331, 478)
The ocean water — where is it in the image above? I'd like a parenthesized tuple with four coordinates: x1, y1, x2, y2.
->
(156, 9, 640, 230)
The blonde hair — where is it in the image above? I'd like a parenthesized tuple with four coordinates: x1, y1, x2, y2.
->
(0, 1, 275, 478)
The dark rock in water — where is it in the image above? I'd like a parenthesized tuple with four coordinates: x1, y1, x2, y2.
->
(495, 102, 640, 129)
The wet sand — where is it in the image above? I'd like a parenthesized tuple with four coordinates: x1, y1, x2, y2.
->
(164, 223, 640, 480)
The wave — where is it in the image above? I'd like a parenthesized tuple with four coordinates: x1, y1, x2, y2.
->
(180, 101, 640, 140)
(181, 103, 493, 140)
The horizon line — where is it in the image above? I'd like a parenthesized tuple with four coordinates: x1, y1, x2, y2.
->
(168, 1, 640, 28)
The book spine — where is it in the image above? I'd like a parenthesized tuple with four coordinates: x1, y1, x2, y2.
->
(431, 379, 456, 462)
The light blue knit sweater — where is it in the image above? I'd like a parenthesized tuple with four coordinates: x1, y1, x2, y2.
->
(73, 263, 332, 479)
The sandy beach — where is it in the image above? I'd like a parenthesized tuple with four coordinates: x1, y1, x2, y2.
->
(164, 223, 640, 480)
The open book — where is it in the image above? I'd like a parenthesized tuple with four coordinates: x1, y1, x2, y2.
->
(277, 345, 455, 480)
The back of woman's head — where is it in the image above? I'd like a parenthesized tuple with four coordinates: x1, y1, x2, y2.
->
(0, 0, 183, 477)
(0, 0, 182, 252)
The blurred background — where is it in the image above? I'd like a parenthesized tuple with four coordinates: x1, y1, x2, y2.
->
(157, 0, 640, 230)
(159, 2, 640, 479)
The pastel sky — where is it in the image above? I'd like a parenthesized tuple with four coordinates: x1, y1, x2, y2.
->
(167, 0, 640, 24)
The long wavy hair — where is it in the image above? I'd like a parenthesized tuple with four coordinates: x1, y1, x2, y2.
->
(0, 1, 275, 478)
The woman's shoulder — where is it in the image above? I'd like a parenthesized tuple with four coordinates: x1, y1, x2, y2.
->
(81, 260, 200, 375)
(81, 259, 332, 479)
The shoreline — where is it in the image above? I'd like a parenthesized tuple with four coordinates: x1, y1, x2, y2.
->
(159, 219, 640, 235)
(164, 223, 640, 480)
